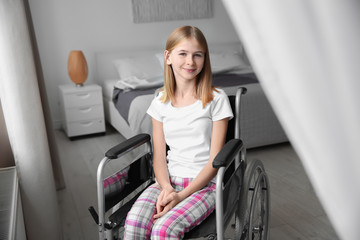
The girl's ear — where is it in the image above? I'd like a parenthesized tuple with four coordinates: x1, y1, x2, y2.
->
(165, 50, 171, 65)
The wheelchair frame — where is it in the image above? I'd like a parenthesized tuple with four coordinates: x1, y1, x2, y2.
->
(89, 87, 270, 240)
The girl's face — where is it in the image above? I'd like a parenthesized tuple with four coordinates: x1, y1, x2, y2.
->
(165, 38, 205, 84)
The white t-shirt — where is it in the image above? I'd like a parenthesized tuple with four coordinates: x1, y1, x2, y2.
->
(146, 88, 233, 180)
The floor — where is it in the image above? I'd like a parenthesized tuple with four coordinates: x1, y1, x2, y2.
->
(54, 125, 339, 240)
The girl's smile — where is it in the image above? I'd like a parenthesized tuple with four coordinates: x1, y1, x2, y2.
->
(183, 68, 196, 73)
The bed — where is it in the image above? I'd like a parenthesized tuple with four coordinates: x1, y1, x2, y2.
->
(96, 43, 288, 148)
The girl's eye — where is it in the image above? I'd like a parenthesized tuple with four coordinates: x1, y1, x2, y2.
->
(179, 53, 186, 56)
(194, 54, 203, 58)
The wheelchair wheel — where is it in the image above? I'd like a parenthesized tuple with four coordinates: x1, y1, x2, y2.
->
(238, 159, 270, 240)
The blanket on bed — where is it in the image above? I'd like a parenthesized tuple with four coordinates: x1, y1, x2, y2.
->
(112, 73, 258, 124)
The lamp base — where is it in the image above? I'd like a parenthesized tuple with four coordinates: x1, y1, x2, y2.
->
(75, 83, 84, 87)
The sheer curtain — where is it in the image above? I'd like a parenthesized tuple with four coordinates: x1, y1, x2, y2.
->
(222, 0, 360, 239)
(0, 0, 61, 239)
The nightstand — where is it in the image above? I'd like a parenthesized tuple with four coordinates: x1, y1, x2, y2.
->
(58, 84, 105, 138)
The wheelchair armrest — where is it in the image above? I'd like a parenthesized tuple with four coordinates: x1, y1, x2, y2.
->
(105, 134, 151, 159)
(212, 139, 243, 169)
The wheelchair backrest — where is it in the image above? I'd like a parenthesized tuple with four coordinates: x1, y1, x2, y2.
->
(103, 152, 153, 212)
(226, 95, 236, 142)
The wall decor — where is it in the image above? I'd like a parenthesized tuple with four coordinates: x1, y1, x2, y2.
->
(132, 0, 213, 23)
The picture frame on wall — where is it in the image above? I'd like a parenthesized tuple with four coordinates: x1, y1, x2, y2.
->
(132, 0, 213, 23)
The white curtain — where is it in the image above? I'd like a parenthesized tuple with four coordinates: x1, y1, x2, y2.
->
(222, 0, 360, 239)
(0, 0, 61, 239)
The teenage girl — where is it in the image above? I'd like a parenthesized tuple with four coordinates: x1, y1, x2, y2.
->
(123, 26, 233, 239)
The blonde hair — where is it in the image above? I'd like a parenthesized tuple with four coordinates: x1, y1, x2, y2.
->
(160, 26, 217, 107)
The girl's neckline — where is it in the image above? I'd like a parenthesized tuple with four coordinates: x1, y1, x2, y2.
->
(170, 99, 200, 110)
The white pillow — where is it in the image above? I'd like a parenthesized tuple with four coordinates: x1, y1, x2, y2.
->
(115, 76, 163, 90)
(113, 55, 163, 80)
(210, 52, 245, 74)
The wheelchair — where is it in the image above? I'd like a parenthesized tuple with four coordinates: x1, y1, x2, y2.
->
(89, 87, 270, 240)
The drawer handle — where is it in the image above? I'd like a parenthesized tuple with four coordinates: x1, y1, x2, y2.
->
(79, 107, 92, 113)
(80, 121, 94, 127)
(76, 93, 90, 98)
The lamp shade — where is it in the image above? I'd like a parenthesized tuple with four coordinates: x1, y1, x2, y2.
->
(68, 50, 88, 86)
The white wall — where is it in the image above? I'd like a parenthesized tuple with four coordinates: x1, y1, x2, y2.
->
(28, 0, 240, 128)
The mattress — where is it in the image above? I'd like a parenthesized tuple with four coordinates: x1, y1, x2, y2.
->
(103, 77, 287, 148)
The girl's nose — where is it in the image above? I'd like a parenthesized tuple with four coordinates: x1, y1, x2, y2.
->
(186, 55, 194, 65)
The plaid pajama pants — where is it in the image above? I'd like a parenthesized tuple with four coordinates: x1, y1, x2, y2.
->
(123, 176, 216, 240)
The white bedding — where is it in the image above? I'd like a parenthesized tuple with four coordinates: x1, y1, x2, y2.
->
(102, 79, 154, 138)
(102, 78, 287, 148)
(102, 78, 244, 139)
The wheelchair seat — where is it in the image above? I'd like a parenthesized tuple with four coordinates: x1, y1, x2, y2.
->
(89, 87, 270, 240)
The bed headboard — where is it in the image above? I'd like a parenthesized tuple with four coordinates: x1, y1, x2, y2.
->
(95, 42, 249, 87)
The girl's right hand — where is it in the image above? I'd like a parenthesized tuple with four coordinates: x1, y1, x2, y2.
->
(155, 185, 175, 220)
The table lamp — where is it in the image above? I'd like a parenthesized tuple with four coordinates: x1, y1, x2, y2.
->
(68, 50, 88, 87)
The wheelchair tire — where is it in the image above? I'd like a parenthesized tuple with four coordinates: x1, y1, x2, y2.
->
(238, 159, 270, 240)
